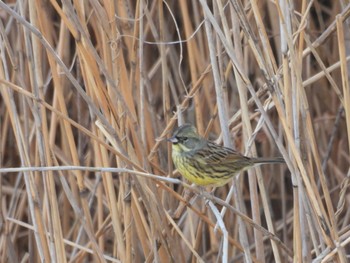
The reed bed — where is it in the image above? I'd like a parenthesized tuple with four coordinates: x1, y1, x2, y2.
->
(0, 0, 349, 262)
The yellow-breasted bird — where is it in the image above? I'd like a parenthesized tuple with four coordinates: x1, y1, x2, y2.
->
(168, 123, 284, 187)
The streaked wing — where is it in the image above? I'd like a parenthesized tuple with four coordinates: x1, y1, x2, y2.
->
(194, 141, 250, 165)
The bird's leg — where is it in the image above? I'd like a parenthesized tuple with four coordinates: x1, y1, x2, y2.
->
(201, 186, 217, 206)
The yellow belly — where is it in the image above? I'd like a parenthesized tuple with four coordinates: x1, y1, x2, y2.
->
(172, 152, 232, 186)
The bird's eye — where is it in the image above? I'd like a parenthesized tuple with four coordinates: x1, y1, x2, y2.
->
(181, 137, 188, 143)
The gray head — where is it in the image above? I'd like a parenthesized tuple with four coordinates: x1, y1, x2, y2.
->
(168, 124, 204, 153)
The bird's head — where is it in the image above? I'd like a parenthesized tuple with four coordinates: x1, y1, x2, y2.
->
(168, 124, 204, 154)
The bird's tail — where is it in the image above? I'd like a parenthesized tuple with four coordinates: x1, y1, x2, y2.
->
(252, 157, 285, 164)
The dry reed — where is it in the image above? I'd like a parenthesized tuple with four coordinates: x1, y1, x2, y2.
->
(0, 0, 349, 262)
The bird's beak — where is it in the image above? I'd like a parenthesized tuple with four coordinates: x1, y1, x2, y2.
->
(167, 136, 178, 144)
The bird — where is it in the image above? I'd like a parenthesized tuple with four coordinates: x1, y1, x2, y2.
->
(168, 123, 284, 187)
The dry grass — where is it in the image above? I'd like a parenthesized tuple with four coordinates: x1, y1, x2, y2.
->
(0, 0, 349, 262)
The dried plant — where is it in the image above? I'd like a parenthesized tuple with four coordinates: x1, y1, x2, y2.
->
(0, 1, 349, 262)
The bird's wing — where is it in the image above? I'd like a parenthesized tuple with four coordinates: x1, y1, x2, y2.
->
(197, 142, 248, 165)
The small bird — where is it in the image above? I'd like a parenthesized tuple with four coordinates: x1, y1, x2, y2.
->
(168, 123, 284, 187)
